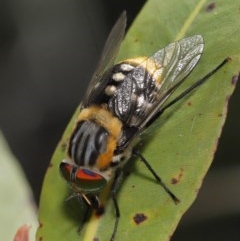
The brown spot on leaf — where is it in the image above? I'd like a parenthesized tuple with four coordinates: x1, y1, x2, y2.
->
(48, 163, 53, 168)
(171, 178, 178, 184)
(187, 101, 192, 106)
(61, 141, 68, 152)
(171, 168, 184, 184)
(133, 213, 147, 225)
(218, 113, 223, 117)
(93, 238, 100, 241)
(206, 2, 216, 12)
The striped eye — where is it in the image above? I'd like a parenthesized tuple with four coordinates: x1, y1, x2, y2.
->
(59, 161, 107, 193)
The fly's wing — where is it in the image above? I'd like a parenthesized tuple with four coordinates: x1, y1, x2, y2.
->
(81, 12, 127, 108)
(138, 35, 204, 130)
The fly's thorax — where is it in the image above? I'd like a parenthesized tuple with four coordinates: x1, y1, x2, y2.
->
(106, 57, 162, 91)
(119, 57, 163, 84)
(106, 58, 162, 128)
(68, 105, 123, 170)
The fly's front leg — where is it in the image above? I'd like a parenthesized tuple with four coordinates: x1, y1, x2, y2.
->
(74, 193, 100, 233)
(77, 205, 91, 233)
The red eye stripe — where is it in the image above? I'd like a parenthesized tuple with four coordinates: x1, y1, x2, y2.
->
(76, 169, 104, 181)
(60, 162, 104, 181)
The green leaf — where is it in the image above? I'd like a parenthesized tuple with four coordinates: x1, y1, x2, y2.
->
(37, 0, 240, 240)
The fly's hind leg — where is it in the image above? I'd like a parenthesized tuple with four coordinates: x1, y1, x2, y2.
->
(133, 149, 180, 204)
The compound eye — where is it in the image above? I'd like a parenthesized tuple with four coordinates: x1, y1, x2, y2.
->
(59, 161, 107, 193)
(75, 168, 107, 193)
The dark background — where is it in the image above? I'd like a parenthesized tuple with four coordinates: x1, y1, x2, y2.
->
(0, 1, 239, 240)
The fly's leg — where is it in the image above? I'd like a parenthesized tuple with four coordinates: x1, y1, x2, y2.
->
(77, 205, 91, 233)
(66, 193, 100, 233)
(133, 150, 180, 204)
(110, 168, 124, 241)
(65, 193, 90, 233)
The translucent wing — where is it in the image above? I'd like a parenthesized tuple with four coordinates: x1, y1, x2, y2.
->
(138, 35, 204, 129)
(151, 35, 204, 96)
(81, 12, 126, 108)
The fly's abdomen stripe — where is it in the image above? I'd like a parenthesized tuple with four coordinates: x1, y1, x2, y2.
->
(68, 120, 108, 167)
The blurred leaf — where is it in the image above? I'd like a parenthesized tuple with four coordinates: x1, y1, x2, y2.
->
(0, 132, 38, 241)
(37, 0, 240, 240)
